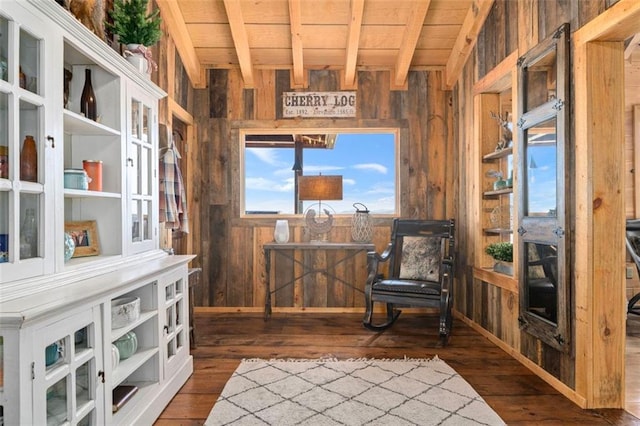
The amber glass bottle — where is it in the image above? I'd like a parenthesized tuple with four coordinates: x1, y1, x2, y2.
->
(80, 68, 97, 121)
(20, 135, 37, 182)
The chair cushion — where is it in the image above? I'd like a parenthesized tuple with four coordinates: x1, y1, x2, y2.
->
(373, 279, 441, 296)
(398, 236, 441, 282)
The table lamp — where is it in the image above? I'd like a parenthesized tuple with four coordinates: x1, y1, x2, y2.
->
(298, 174, 343, 241)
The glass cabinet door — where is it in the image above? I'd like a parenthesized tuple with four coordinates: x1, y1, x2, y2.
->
(162, 270, 188, 379)
(32, 307, 103, 426)
(0, 9, 54, 282)
(127, 87, 157, 255)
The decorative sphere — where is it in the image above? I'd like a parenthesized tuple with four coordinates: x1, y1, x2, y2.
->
(64, 232, 75, 262)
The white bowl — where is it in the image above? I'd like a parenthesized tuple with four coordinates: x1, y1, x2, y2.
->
(111, 296, 140, 329)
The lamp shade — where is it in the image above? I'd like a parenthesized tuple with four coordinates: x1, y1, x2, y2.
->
(298, 175, 343, 201)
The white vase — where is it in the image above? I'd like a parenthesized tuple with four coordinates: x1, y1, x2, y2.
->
(124, 44, 150, 75)
(274, 220, 290, 243)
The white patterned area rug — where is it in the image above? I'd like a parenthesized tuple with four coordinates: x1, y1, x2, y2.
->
(204, 357, 505, 426)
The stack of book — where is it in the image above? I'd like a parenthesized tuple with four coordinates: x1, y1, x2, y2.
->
(112, 385, 138, 413)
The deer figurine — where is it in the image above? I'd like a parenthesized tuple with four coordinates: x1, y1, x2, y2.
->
(490, 111, 513, 151)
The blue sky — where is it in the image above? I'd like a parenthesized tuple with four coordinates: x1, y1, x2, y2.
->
(527, 144, 557, 215)
(244, 133, 396, 215)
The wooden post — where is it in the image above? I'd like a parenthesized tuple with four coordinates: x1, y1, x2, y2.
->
(574, 40, 626, 408)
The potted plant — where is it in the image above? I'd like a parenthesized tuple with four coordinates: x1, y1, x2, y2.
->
(485, 169, 507, 190)
(485, 242, 513, 275)
(108, 0, 162, 74)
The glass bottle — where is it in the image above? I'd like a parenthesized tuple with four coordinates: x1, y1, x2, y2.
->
(80, 68, 97, 121)
(19, 66, 26, 89)
(20, 208, 37, 258)
(20, 135, 37, 182)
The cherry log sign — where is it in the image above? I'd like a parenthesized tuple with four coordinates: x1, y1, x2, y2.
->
(283, 92, 356, 118)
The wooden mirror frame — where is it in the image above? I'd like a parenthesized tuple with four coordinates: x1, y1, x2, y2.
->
(516, 24, 571, 353)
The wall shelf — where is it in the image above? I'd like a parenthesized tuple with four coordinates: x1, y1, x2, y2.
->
(483, 187, 513, 197)
(483, 146, 513, 161)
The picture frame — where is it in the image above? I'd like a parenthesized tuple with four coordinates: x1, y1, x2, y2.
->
(65, 220, 100, 257)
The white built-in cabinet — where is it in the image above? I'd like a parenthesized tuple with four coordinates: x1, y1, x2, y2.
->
(0, 1, 193, 424)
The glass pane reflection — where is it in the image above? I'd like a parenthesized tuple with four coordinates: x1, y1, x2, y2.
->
(525, 117, 557, 216)
(0, 93, 8, 177)
(142, 200, 150, 240)
(19, 28, 40, 94)
(0, 191, 8, 262)
(76, 361, 91, 411)
(524, 46, 557, 112)
(525, 242, 558, 323)
(131, 200, 140, 242)
(131, 100, 140, 139)
(19, 193, 39, 259)
(47, 376, 68, 425)
(0, 17, 8, 82)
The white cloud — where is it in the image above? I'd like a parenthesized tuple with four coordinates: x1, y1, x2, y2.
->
(303, 165, 344, 174)
(353, 163, 387, 174)
(246, 177, 294, 192)
(365, 181, 395, 195)
(247, 147, 282, 166)
(343, 178, 356, 186)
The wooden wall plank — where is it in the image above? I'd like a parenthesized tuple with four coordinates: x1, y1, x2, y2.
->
(426, 71, 449, 220)
(517, 0, 539, 54)
(254, 69, 276, 120)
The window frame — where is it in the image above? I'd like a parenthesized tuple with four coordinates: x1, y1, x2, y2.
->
(234, 123, 405, 219)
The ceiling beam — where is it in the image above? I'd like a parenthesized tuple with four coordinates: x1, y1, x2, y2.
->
(444, 0, 495, 88)
(223, 0, 255, 88)
(393, 0, 431, 87)
(155, 0, 206, 88)
(288, 0, 305, 88)
(343, 0, 364, 89)
(625, 33, 640, 60)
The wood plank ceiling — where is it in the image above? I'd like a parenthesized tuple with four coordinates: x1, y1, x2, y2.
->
(156, 0, 495, 89)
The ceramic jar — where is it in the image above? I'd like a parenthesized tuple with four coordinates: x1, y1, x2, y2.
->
(64, 169, 91, 190)
(111, 344, 120, 369)
(82, 160, 102, 191)
(45, 342, 60, 366)
(114, 331, 138, 360)
(64, 232, 75, 262)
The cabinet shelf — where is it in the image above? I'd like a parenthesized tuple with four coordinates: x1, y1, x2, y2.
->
(63, 109, 120, 136)
(111, 381, 158, 421)
(482, 146, 512, 161)
(64, 189, 121, 199)
(112, 347, 158, 387)
(111, 310, 157, 341)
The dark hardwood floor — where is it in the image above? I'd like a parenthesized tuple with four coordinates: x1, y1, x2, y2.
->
(157, 311, 639, 425)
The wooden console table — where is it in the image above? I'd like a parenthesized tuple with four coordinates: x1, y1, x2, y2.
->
(263, 242, 375, 319)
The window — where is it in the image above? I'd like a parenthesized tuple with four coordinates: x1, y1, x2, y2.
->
(242, 130, 397, 215)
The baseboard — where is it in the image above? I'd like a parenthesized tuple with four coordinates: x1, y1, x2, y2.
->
(194, 306, 440, 314)
(453, 311, 588, 408)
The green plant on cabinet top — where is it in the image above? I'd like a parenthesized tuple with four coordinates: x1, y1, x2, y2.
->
(108, 0, 161, 46)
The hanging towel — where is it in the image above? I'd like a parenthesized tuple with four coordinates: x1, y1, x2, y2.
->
(159, 141, 189, 233)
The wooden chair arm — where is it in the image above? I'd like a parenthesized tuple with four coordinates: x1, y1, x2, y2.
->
(365, 242, 393, 292)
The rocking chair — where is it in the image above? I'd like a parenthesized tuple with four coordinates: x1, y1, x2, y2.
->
(363, 219, 455, 344)
(625, 219, 640, 315)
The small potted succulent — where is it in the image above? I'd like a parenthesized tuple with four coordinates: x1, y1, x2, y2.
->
(108, 0, 162, 74)
(486, 169, 507, 191)
(485, 242, 513, 275)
